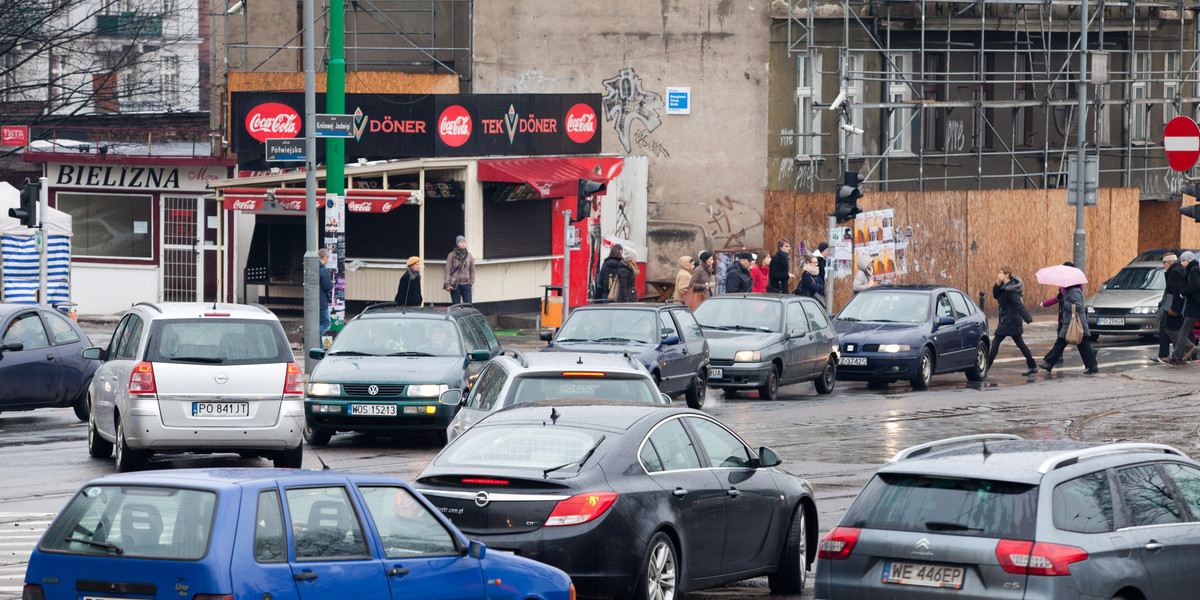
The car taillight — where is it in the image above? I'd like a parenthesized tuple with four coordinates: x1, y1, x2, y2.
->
(284, 363, 304, 396)
(995, 539, 1088, 576)
(817, 526, 860, 560)
(462, 478, 509, 485)
(544, 492, 618, 526)
(22, 584, 46, 600)
(129, 362, 156, 395)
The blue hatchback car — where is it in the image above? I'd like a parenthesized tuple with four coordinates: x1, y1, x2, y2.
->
(23, 469, 574, 600)
(833, 285, 989, 389)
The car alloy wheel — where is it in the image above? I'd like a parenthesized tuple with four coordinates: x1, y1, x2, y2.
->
(114, 418, 146, 473)
(768, 504, 807, 593)
(910, 348, 933, 390)
(640, 533, 677, 600)
(966, 341, 988, 382)
(87, 405, 113, 459)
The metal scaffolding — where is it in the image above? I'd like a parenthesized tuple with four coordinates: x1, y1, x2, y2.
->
(784, 0, 1199, 199)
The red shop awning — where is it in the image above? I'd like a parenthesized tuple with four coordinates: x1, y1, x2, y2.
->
(221, 188, 421, 213)
(477, 157, 608, 198)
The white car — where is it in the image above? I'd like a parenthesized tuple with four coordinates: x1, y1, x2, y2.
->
(83, 302, 305, 471)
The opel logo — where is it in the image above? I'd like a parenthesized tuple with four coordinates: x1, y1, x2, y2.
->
(914, 537, 931, 551)
(474, 491, 490, 507)
(213, 372, 229, 385)
(368, 385, 379, 396)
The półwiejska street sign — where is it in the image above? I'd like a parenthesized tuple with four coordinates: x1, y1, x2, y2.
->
(265, 138, 306, 161)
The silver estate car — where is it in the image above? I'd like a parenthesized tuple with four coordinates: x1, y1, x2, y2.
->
(816, 434, 1200, 600)
(1086, 263, 1165, 340)
(83, 302, 304, 471)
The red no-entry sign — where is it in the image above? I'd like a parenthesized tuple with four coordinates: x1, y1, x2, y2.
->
(1164, 116, 1200, 172)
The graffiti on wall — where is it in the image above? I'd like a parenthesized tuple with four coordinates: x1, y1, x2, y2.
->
(945, 120, 966, 152)
(705, 196, 765, 249)
(602, 67, 664, 154)
(778, 158, 817, 190)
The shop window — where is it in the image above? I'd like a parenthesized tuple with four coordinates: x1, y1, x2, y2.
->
(482, 184, 552, 259)
(342, 182, 463, 260)
(56, 193, 153, 259)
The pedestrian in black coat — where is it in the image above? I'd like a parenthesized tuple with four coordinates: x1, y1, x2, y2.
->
(1157, 253, 1184, 361)
(1169, 252, 1200, 363)
(797, 254, 825, 301)
(988, 266, 1035, 374)
(593, 245, 623, 300)
(393, 256, 423, 307)
(725, 252, 754, 294)
(615, 247, 640, 303)
(766, 239, 792, 293)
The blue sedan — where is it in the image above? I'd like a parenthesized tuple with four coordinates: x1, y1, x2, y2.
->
(0, 303, 98, 420)
(23, 469, 574, 600)
(832, 285, 989, 389)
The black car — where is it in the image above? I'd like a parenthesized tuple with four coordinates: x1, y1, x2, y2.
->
(304, 303, 502, 445)
(414, 402, 817, 600)
(540, 302, 710, 408)
(694, 294, 839, 399)
(0, 303, 97, 420)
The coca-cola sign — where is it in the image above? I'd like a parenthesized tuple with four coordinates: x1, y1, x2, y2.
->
(225, 198, 263, 211)
(246, 103, 301, 143)
(438, 105, 472, 147)
(564, 104, 597, 144)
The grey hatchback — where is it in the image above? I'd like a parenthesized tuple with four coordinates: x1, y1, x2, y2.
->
(816, 434, 1200, 600)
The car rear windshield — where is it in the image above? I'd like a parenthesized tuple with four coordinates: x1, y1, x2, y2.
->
(840, 473, 1038, 540)
(694, 299, 781, 332)
(556, 309, 658, 344)
(147, 319, 291, 365)
(836, 292, 930, 324)
(507, 375, 658, 405)
(440, 425, 603, 470)
(1104, 267, 1165, 291)
(41, 485, 217, 559)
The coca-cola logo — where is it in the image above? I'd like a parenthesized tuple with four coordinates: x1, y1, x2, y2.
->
(279, 199, 304, 211)
(438, 105, 472, 147)
(230, 199, 261, 211)
(246, 103, 301, 143)
(347, 201, 372, 212)
(564, 104, 597, 144)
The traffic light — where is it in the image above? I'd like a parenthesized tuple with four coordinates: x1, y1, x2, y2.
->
(9, 180, 38, 228)
(577, 178, 605, 220)
(833, 171, 864, 223)
(1181, 184, 1200, 222)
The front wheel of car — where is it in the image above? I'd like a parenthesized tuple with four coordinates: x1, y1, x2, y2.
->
(72, 392, 89, 422)
(685, 373, 706, 409)
(909, 348, 933, 390)
(273, 444, 303, 469)
(87, 403, 112, 459)
(768, 504, 808, 593)
(114, 417, 146, 473)
(965, 341, 989, 381)
(758, 366, 779, 401)
(637, 532, 678, 600)
(814, 358, 836, 395)
(303, 423, 333, 446)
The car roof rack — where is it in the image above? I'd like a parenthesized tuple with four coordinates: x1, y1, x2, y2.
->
(1037, 443, 1188, 474)
(134, 301, 162, 313)
(499, 348, 529, 368)
(621, 350, 641, 368)
(890, 434, 1024, 462)
(362, 302, 397, 313)
(448, 303, 474, 310)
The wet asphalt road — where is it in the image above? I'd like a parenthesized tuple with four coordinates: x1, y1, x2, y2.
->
(0, 317, 1196, 599)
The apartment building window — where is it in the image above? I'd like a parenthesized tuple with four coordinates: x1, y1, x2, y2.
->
(2, 53, 17, 102)
(845, 52, 866, 156)
(1130, 52, 1149, 143)
(1164, 53, 1179, 121)
(1096, 85, 1112, 146)
(886, 52, 914, 155)
(1013, 55, 1032, 147)
(972, 53, 995, 150)
(795, 54, 822, 158)
(922, 53, 944, 150)
(49, 54, 64, 103)
(161, 55, 179, 108)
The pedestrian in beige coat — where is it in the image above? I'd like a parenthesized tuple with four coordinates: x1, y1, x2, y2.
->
(673, 256, 694, 300)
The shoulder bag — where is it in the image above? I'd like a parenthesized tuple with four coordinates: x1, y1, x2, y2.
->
(1065, 305, 1084, 345)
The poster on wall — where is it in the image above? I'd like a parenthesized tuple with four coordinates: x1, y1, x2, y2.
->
(323, 193, 346, 347)
(852, 208, 898, 284)
(830, 226, 853, 279)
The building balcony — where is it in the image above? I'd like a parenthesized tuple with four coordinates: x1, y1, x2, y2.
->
(96, 13, 162, 38)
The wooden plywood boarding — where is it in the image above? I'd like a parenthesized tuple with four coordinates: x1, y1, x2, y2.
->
(763, 191, 795, 254)
(1139, 201, 1183, 252)
(1183, 211, 1200, 250)
(227, 72, 459, 94)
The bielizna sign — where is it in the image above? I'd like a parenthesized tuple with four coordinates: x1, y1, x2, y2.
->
(49, 164, 223, 192)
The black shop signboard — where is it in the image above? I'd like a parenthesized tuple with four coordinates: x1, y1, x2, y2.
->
(231, 92, 602, 171)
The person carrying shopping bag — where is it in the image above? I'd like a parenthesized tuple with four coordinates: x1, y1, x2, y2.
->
(1036, 262, 1098, 374)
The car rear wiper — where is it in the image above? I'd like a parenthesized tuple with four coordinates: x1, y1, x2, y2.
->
(169, 356, 225, 363)
(924, 521, 983, 532)
(543, 435, 606, 478)
(62, 537, 124, 554)
(387, 351, 434, 357)
(328, 350, 375, 356)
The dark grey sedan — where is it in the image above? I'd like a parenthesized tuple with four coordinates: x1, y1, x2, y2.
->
(693, 295, 839, 400)
(0, 303, 97, 420)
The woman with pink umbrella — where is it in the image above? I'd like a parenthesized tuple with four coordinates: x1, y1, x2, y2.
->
(1036, 262, 1099, 375)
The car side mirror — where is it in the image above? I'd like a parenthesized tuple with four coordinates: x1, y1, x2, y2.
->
(661, 335, 680, 346)
(757, 446, 782, 468)
(935, 316, 955, 329)
(468, 540, 486, 559)
(81, 346, 103, 360)
(469, 350, 491, 361)
(1, 342, 24, 353)
(439, 389, 463, 406)
(539, 330, 554, 342)
(309, 348, 326, 360)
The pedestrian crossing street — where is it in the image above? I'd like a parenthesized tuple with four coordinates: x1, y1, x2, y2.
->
(0, 513, 54, 600)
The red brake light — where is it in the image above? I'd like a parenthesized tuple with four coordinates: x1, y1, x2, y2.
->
(284, 363, 304, 396)
(817, 526, 860, 560)
(560, 372, 606, 377)
(995, 539, 1088, 576)
(203, 313, 230, 317)
(22, 584, 46, 600)
(461, 478, 509, 485)
(544, 492, 618, 526)
(129, 362, 156, 395)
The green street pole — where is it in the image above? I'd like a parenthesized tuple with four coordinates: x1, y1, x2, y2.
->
(327, 0, 345, 195)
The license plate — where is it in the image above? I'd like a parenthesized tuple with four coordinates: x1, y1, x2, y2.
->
(192, 402, 249, 417)
(709, 368, 723, 379)
(1097, 317, 1125, 326)
(882, 561, 965, 589)
(349, 403, 398, 416)
(839, 356, 867, 366)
